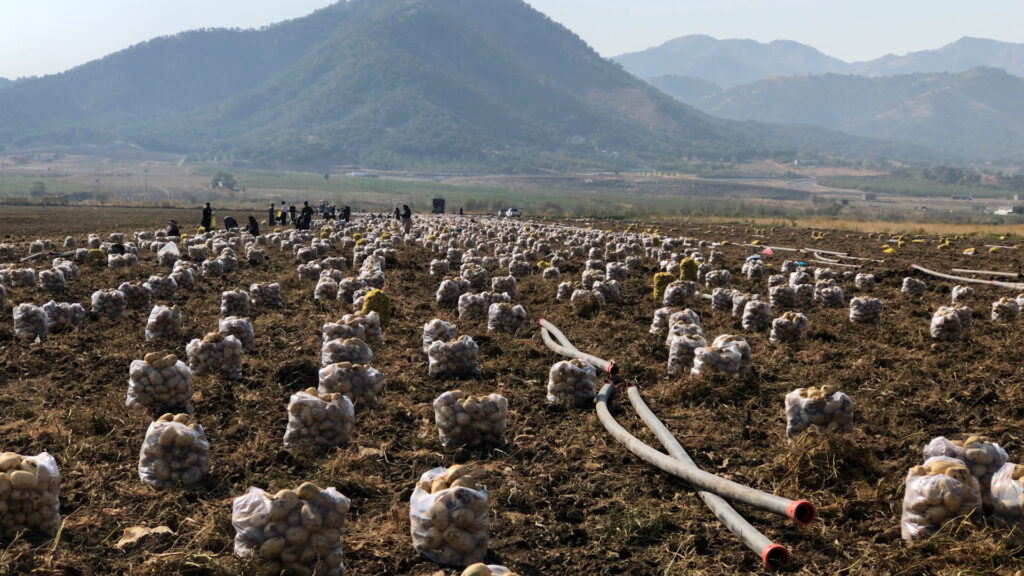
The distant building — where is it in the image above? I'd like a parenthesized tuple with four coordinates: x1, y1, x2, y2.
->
(862, 193, 877, 201)
(993, 206, 1024, 215)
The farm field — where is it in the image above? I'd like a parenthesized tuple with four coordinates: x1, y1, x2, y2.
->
(3, 206, 1024, 575)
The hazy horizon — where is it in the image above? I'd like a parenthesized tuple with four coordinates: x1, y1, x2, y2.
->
(1, 0, 1023, 79)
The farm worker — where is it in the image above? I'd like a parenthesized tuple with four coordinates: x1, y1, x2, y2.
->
(280, 201, 288, 224)
(165, 220, 180, 236)
(342, 206, 351, 223)
(289, 204, 297, 223)
(401, 204, 412, 234)
(200, 202, 212, 230)
(246, 216, 260, 236)
(394, 206, 401, 220)
(223, 216, 238, 230)
(300, 201, 314, 230)
(268, 204, 275, 225)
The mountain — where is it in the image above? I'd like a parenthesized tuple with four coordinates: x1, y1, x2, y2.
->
(615, 35, 850, 88)
(0, 78, 11, 90)
(854, 37, 1024, 78)
(647, 75, 722, 104)
(684, 67, 1024, 161)
(0, 0, 796, 170)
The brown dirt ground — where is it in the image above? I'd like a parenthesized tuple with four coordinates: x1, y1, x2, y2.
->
(2, 206, 1024, 575)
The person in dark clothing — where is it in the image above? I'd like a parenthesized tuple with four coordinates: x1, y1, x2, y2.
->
(201, 202, 212, 230)
(401, 204, 412, 234)
(459, 207, 464, 216)
(342, 206, 351, 223)
(280, 201, 288, 224)
(246, 216, 260, 236)
(289, 204, 297, 223)
(394, 207, 401, 220)
(269, 204, 276, 225)
(165, 220, 180, 237)
(223, 216, 238, 230)
(300, 201, 314, 230)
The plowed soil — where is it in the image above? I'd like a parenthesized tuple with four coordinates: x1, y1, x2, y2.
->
(2, 205, 1024, 575)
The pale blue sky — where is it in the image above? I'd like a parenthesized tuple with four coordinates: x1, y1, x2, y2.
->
(2, 0, 1022, 79)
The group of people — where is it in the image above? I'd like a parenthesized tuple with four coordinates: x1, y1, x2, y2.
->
(182, 200, 354, 238)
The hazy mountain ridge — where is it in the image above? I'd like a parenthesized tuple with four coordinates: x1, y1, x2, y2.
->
(672, 67, 1024, 161)
(616, 35, 1024, 86)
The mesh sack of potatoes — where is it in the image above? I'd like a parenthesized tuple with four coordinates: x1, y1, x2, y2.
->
(849, 296, 882, 324)
(923, 436, 1008, 508)
(201, 258, 224, 278)
(145, 305, 183, 340)
(741, 300, 772, 331)
(41, 300, 84, 332)
(819, 286, 845, 308)
(157, 242, 179, 267)
(322, 321, 365, 343)
(170, 265, 195, 291)
(0, 452, 61, 538)
(427, 336, 480, 378)
(954, 305, 974, 331)
(218, 249, 239, 273)
(107, 253, 138, 268)
(556, 281, 574, 301)
(430, 259, 451, 276)
(813, 268, 835, 281)
(663, 280, 697, 307)
(585, 258, 605, 272)
(592, 280, 622, 304)
(712, 334, 752, 372)
(605, 262, 629, 281)
(283, 389, 355, 449)
(118, 282, 153, 310)
(219, 316, 256, 352)
(231, 483, 350, 576)
(768, 274, 786, 287)
(542, 266, 561, 282)
(410, 465, 489, 567)
(546, 359, 598, 406)
(434, 390, 508, 449)
(770, 311, 808, 344)
(712, 287, 737, 313)
(732, 292, 759, 319)
(297, 263, 321, 281)
(952, 285, 974, 304)
(52, 258, 78, 281)
(793, 284, 814, 308)
(902, 277, 927, 296)
(742, 258, 764, 282)
(668, 308, 701, 331)
(38, 269, 65, 292)
(991, 297, 1020, 322)
(769, 285, 795, 310)
(188, 245, 209, 260)
(13, 303, 49, 341)
(220, 290, 251, 317)
(705, 269, 731, 289)
(423, 319, 457, 353)
(854, 273, 875, 291)
(0, 244, 15, 260)
(458, 292, 491, 320)
(250, 282, 282, 308)
(341, 310, 382, 342)
(668, 332, 707, 376)
(245, 247, 266, 266)
(690, 343, 744, 377)
(91, 289, 127, 319)
(580, 268, 604, 289)
(318, 362, 385, 408)
(490, 275, 517, 297)
(437, 278, 470, 308)
(788, 271, 811, 287)
(321, 337, 372, 367)
(144, 275, 178, 300)
(649, 307, 676, 335)
(508, 259, 531, 278)
(784, 386, 853, 439)
(570, 289, 604, 316)
(138, 413, 210, 487)
(461, 264, 488, 291)
(901, 456, 982, 541)
(186, 332, 243, 380)
(127, 352, 194, 412)
(314, 277, 339, 301)
(487, 302, 527, 333)
(991, 463, 1024, 529)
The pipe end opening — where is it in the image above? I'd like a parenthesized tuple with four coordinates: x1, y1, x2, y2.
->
(787, 500, 816, 525)
(607, 361, 619, 376)
(761, 543, 790, 570)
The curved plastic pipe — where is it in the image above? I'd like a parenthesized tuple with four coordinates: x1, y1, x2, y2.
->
(626, 385, 790, 569)
(950, 267, 1019, 279)
(538, 319, 618, 375)
(911, 264, 1024, 291)
(596, 382, 815, 525)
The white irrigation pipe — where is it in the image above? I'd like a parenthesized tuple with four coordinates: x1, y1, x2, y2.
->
(814, 259, 861, 269)
(950, 268, 1019, 279)
(911, 264, 1024, 291)
(626, 385, 791, 569)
